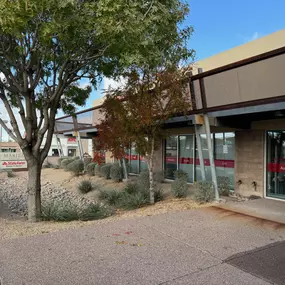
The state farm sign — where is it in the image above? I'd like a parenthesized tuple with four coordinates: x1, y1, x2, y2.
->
(1, 161, 27, 169)
(0, 153, 27, 169)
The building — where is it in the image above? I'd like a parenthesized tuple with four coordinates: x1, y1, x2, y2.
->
(0, 141, 21, 153)
(55, 29, 285, 201)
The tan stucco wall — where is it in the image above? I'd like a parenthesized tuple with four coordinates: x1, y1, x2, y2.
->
(235, 130, 265, 197)
(202, 53, 285, 108)
(194, 29, 285, 73)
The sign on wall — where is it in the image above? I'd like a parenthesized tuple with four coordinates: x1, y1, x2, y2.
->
(0, 153, 27, 169)
(67, 137, 77, 143)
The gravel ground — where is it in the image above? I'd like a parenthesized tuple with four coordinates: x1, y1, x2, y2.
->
(0, 169, 205, 241)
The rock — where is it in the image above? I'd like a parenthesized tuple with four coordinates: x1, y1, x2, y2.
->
(0, 174, 96, 217)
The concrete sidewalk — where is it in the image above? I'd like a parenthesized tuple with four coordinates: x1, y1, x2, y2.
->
(1, 207, 285, 284)
(216, 198, 285, 224)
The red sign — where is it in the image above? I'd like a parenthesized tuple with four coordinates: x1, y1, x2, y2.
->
(166, 157, 235, 168)
(125, 154, 138, 160)
(1, 161, 27, 168)
(67, 138, 77, 143)
(165, 157, 177, 163)
(267, 163, 285, 173)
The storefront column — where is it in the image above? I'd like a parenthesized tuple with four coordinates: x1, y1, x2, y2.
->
(194, 125, 206, 181)
(235, 130, 264, 197)
(204, 114, 219, 200)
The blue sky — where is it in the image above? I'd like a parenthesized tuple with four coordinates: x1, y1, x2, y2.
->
(187, 0, 285, 60)
(83, 0, 285, 109)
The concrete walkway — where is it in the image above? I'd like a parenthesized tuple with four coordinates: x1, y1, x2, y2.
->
(1, 207, 285, 285)
(216, 198, 285, 224)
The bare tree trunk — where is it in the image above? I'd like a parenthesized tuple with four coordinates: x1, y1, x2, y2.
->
(122, 158, 129, 181)
(27, 160, 42, 222)
(148, 138, 155, 204)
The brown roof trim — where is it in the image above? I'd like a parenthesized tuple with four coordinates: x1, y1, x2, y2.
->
(191, 46, 285, 80)
(189, 72, 197, 110)
(55, 105, 103, 121)
(188, 94, 285, 115)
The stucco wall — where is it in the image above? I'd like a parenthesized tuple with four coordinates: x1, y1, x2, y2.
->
(235, 130, 265, 197)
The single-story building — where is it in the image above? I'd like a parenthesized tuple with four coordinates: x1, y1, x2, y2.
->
(55, 29, 285, 201)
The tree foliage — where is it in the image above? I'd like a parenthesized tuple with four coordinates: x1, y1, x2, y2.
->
(0, 0, 193, 220)
(97, 65, 193, 203)
(97, 65, 193, 159)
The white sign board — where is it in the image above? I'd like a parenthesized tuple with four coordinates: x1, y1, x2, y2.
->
(0, 153, 27, 169)
(223, 145, 228, 154)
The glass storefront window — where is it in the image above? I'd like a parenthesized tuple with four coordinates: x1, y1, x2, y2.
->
(195, 134, 213, 182)
(266, 131, 285, 199)
(129, 144, 139, 174)
(179, 135, 194, 182)
(165, 136, 178, 179)
(139, 155, 148, 172)
(164, 132, 235, 189)
(215, 132, 235, 188)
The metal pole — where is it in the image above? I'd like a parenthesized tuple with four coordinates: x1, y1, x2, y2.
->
(72, 116, 84, 159)
(54, 125, 64, 157)
(194, 125, 206, 181)
(204, 114, 219, 200)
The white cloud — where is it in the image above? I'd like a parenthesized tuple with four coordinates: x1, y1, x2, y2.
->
(103, 77, 126, 93)
(79, 81, 91, 89)
(249, 32, 260, 41)
(240, 32, 262, 43)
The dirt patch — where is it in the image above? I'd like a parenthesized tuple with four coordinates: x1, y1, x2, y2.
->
(0, 198, 205, 241)
(0, 168, 206, 241)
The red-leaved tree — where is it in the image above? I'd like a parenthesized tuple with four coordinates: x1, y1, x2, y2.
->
(97, 66, 192, 203)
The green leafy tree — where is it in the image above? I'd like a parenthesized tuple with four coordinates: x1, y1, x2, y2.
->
(98, 65, 193, 204)
(0, 0, 192, 221)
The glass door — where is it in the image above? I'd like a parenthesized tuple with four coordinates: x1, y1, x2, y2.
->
(165, 136, 178, 179)
(179, 135, 194, 182)
(267, 131, 285, 199)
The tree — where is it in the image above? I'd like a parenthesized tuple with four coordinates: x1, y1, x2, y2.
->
(97, 66, 192, 203)
(0, 0, 192, 221)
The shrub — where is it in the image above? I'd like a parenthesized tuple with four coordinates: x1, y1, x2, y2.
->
(98, 189, 122, 206)
(137, 170, 150, 190)
(154, 186, 164, 202)
(78, 203, 112, 221)
(42, 201, 79, 222)
(78, 180, 93, 194)
(100, 164, 112, 179)
(67, 159, 84, 176)
(86, 162, 97, 176)
(110, 163, 123, 182)
(95, 163, 104, 176)
(171, 177, 188, 198)
(154, 171, 164, 183)
(42, 201, 112, 222)
(83, 157, 92, 169)
(193, 181, 215, 203)
(217, 176, 231, 196)
(7, 170, 15, 178)
(43, 161, 53, 169)
(119, 191, 149, 210)
(174, 169, 188, 180)
(124, 182, 138, 195)
(61, 158, 73, 170)
(58, 156, 68, 167)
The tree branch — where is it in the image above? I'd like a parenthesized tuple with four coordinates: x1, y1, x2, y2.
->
(0, 118, 17, 141)
(0, 87, 25, 145)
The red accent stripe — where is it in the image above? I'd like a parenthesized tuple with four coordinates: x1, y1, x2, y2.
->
(166, 157, 235, 168)
(267, 163, 285, 173)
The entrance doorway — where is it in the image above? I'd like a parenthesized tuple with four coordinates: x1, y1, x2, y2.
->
(266, 131, 285, 199)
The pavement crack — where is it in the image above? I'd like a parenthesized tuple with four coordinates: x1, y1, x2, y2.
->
(141, 221, 222, 262)
(157, 263, 221, 285)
